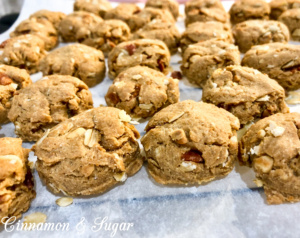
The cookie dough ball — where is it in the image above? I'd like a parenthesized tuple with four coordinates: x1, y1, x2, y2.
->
(229, 0, 270, 25)
(29, 10, 66, 30)
(185, 0, 229, 26)
(39, 44, 106, 87)
(131, 19, 180, 54)
(239, 113, 300, 204)
(242, 43, 300, 90)
(74, 0, 113, 18)
(34, 107, 143, 196)
(105, 66, 179, 118)
(180, 21, 233, 53)
(141, 100, 240, 185)
(270, 0, 300, 20)
(108, 39, 170, 79)
(181, 40, 240, 87)
(8, 75, 93, 142)
(0, 65, 32, 124)
(145, 0, 179, 19)
(0, 137, 35, 223)
(0, 35, 47, 74)
(279, 9, 300, 41)
(58, 11, 103, 42)
(232, 20, 290, 53)
(202, 66, 289, 126)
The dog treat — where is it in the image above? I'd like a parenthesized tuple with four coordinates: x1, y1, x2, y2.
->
(74, 0, 112, 18)
(145, 0, 179, 19)
(279, 8, 300, 41)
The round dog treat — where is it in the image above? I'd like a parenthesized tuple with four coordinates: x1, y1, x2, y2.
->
(34, 107, 143, 196)
(0, 65, 32, 124)
(0, 137, 35, 223)
(105, 66, 179, 118)
(180, 21, 233, 53)
(242, 43, 300, 90)
(29, 10, 66, 30)
(229, 0, 270, 25)
(58, 11, 103, 42)
(145, 0, 179, 19)
(131, 19, 180, 54)
(202, 65, 289, 126)
(279, 9, 300, 41)
(108, 39, 170, 79)
(181, 39, 240, 87)
(270, 0, 300, 20)
(39, 44, 106, 87)
(0, 35, 47, 74)
(74, 0, 113, 18)
(232, 20, 290, 53)
(8, 75, 93, 142)
(141, 100, 240, 185)
(239, 113, 300, 204)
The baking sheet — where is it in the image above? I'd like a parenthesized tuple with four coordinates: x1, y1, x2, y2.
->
(0, 0, 300, 237)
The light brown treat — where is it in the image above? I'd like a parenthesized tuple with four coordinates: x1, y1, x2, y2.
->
(131, 19, 180, 54)
(202, 66, 289, 126)
(0, 35, 47, 74)
(180, 21, 234, 53)
(184, 0, 229, 26)
(0, 137, 35, 223)
(141, 100, 240, 185)
(58, 11, 103, 42)
(232, 20, 290, 53)
(105, 66, 179, 118)
(229, 0, 270, 25)
(74, 0, 113, 18)
(29, 10, 66, 30)
(108, 39, 170, 79)
(242, 43, 300, 91)
(270, 0, 300, 20)
(34, 107, 143, 196)
(239, 113, 300, 204)
(39, 44, 106, 87)
(8, 75, 93, 142)
(279, 9, 300, 41)
(145, 0, 179, 19)
(0, 65, 32, 124)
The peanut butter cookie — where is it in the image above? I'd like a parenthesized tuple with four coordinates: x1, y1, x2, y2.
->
(74, 0, 112, 18)
(270, 0, 300, 19)
(278, 8, 300, 41)
(145, 0, 179, 19)
(30, 10, 66, 30)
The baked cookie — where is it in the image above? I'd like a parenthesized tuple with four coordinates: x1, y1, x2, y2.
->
(0, 65, 32, 124)
(29, 10, 66, 30)
(131, 19, 180, 54)
(181, 40, 240, 87)
(58, 11, 103, 42)
(105, 66, 179, 118)
(242, 43, 300, 90)
(239, 113, 300, 204)
(108, 39, 170, 79)
(0, 137, 35, 223)
(74, 0, 113, 18)
(34, 107, 143, 196)
(0, 35, 47, 74)
(180, 21, 233, 53)
(8, 75, 93, 142)
(141, 100, 240, 185)
(232, 20, 290, 53)
(229, 0, 270, 25)
(279, 9, 300, 41)
(145, 0, 179, 19)
(39, 44, 106, 87)
(270, 0, 300, 20)
(184, 0, 229, 26)
(202, 66, 289, 126)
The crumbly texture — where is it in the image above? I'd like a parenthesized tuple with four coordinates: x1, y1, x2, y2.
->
(39, 44, 106, 87)
(278, 8, 300, 41)
(239, 113, 300, 204)
(145, 0, 179, 19)
(58, 11, 103, 42)
(229, 0, 270, 25)
(141, 100, 240, 185)
(202, 66, 289, 126)
(34, 107, 143, 196)
(108, 39, 170, 79)
(270, 0, 300, 20)
(105, 66, 179, 118)
(131, 19, 180, 54)
(180, 21, 233, 53)
(0, 35, 47, 74)
(74, 0, 112, 18)
(181, 40, 240, 87)
(232, 20, 290, 53)
(242, 43, 300, 90)
(0, 137, 35, 223)
(8, 75, 93, 142)
(30, 10, 66, 30)
(0, 65, 32, 124)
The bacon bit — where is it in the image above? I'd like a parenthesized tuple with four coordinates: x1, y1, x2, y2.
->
(181, 150, 204, 163)
(125, 44, 136, 56)
(0, 73, 13, 85)
(157, 58, 165, 72)
(0, 39, 10, 48)
(171, 71, 182, 79)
